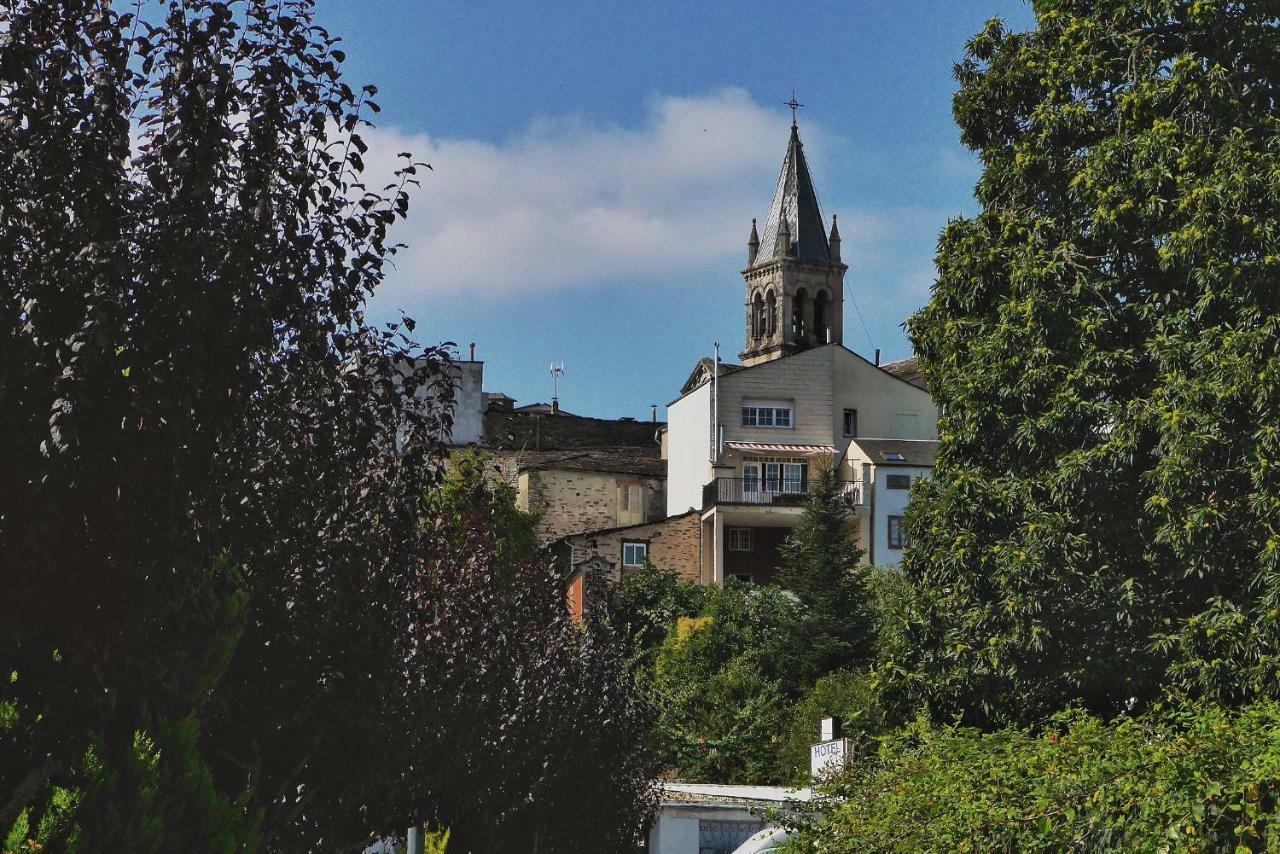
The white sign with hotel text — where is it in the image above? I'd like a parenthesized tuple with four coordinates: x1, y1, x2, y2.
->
(810, 737, 852, 778)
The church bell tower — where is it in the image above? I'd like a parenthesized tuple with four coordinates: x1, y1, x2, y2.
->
(740, 119, 846, 366)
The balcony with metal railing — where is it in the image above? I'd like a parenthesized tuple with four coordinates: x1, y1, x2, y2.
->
(702, 477, 863, 510)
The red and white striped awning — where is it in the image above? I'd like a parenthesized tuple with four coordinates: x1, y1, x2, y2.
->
(724, 441, 838, 455)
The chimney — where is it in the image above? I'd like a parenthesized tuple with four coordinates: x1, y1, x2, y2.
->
(651, 404, 658, 423)
(875, 348, 881, 366)
(550, 398, 560, 415)
(469, 342, 476, 361)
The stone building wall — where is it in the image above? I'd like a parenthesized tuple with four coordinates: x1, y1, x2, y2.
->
(563, 511, 702, 584)
(521, 468, 665, 546)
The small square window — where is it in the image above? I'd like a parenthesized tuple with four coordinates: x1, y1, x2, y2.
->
(887, 516, 906, 550)
(727, 527, 753, 551)
(886, 474, 912, 490)
(622, 541, 648, 567)
(843, 409, 858, 438)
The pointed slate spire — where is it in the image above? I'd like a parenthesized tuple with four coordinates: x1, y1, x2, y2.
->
(748, 218, 760, 265)
(754, 122, 831, 265)
(829, 213, 841, 264)
(775, 208, 791, 259)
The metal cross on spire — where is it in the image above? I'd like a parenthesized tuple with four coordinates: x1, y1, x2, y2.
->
(785, 91, 804, 127)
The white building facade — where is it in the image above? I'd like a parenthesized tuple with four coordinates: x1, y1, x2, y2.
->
(664, 120, 938, 583)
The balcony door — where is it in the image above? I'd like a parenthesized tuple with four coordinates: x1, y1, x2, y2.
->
(782, 462, 805, 494)
(743, 462, 763, 503)
(742, 460, 806, 502)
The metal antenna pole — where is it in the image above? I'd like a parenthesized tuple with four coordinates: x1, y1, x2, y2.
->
(550, 361, 565, 401)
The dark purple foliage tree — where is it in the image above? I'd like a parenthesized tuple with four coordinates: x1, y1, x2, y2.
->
(391, 454, 662, 854)
(0, 0, 449, 847)
(1, 4, 659, 852)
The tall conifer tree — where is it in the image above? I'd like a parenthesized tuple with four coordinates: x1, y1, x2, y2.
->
(778, 463, 873, 687)
(894, 1, 1280, 724)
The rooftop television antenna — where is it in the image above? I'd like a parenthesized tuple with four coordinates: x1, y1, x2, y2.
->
(550, 361, 565, 408)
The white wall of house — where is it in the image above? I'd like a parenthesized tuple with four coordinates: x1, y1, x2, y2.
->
(868, 464, 930, 568)
(664, 345, 940, 581)
(648, 784, 809, 854)
(648, 806, 765, 854)
(713, 345, 937, 457)
(666, 381, 713, 516)
(843, 446, 932, 568)
(719, 346, 835, 447)
(831, 348, 937, 442)
(440, 360, 484, 445)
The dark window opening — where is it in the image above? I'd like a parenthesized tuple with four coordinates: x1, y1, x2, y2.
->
(814, 291, 829, 341)
(887, 516, 906, 550)
(728, 527, 753, 551)
(791, 289, 807, 338)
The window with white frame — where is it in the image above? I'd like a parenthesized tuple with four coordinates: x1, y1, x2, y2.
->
(741, 400, 793, 428)
(621, 540, 648, 567)
(887, 516, 906, 550)
(727, 527, 753, 551)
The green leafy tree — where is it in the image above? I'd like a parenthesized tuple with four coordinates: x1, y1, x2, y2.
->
(606, 562, 711, 660)
(777, 463, 874, 688)
(649, 583, 802, 783)
(891, 0, 1280, 725)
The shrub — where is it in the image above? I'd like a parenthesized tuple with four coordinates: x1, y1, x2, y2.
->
(787, 700, 1280, 852)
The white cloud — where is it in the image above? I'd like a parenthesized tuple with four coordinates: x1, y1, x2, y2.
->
(362, 89, 800, 301)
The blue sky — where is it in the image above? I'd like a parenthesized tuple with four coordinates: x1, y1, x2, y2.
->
(315, 0, 1036, 418)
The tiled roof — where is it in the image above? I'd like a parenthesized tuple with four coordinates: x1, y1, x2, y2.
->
(880, 355, 925, 388)
(754, 124, 831, 265)
(659, 782, 812, 806)
(559, 508, 700, 546)
(513, 402, 577, 416)
(518, 449, 666, 478)
(484, 409, 663, 451)
(850, 437, 938, 467)
(679, 357, 744, 395)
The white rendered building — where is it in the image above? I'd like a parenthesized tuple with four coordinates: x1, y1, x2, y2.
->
(664, 120, 938, 583)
